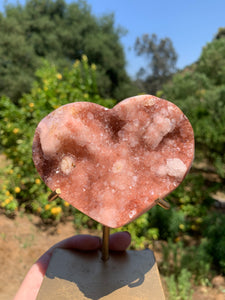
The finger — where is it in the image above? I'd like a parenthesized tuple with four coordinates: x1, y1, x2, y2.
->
(37, 235, 101, 273)
(49, 234, 101, 252)
(109, 231, 131, 251)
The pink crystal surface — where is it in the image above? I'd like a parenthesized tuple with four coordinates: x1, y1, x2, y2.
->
(32, 95, 194, 228)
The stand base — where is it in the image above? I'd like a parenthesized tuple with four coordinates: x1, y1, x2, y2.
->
(37, 248, 165, 300)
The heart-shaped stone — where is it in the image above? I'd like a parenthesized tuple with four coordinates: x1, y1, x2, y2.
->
(32, 95, 194, 228)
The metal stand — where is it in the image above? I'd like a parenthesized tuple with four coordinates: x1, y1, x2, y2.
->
(101, 226, 110, 261)
(37, 247, 165, 300)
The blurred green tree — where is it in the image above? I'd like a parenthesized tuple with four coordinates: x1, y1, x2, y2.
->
(162, 30, 225, 179)
(0, 11, 38, 102)
(214, 27, 225, 40)
(196, 37, 225, 86)
(134, 33, 177, 95)
(0, 0, 136, 101)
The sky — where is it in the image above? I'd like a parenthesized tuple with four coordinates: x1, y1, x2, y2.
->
(1, 0, 225, 77)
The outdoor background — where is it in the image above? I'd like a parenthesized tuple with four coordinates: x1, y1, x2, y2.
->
(0, 1, 225, 299)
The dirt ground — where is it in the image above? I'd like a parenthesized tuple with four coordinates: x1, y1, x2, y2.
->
(0, 212, 224, 300)
(0, 212, 96, 300)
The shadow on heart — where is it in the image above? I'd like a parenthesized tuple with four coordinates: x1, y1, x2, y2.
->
(44, 248, 155, 300)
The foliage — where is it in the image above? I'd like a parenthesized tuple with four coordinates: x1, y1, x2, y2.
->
(116, 213, 159, 249)
(197, 38, 225, 85)
(161, 239, 212, 286)
(0, 10, 38, 102)
(166, 269, 193, 300)
(214, 27, 225, 40)
(134, 33, 177, 94)
(0, 0, 136, 101)
(0, 56, 115, 218)
(202, 213, 225, 274)
(162, 35, 225, 178)
(148, 173, 215, 240)
(147, 173, 221, 291)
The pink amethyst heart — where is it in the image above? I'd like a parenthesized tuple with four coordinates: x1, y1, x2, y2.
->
(32, 95, 194, 228)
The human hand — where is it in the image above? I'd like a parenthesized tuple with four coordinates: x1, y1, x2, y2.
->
(14, 232, 131, 300)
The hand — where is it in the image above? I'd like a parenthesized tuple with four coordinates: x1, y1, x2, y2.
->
(14, 232, 131, 300)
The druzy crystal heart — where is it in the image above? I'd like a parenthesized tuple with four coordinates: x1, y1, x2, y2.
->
(32, 95, 194, 228)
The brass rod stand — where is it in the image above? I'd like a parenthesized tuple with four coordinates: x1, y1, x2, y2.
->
(101, 225, 110, 261)
(155, 198, 170, 210)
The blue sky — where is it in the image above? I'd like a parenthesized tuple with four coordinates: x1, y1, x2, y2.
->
(1, 0, 225, 77)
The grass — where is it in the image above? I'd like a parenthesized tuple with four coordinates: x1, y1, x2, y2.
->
(14, 234, 35, 249)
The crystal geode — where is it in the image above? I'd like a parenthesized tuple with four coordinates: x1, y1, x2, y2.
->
(32, 95, 194, 228)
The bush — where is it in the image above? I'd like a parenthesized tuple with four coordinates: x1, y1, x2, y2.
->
(162, 239, 211, 298)
(116, 212, 159, 249)
(166, 268, 193, 300)
(202, 213, 225, 274)
(0, 55, 115, 218)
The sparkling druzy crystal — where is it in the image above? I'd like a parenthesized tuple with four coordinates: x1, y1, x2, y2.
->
(32, 95, 194, 228)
